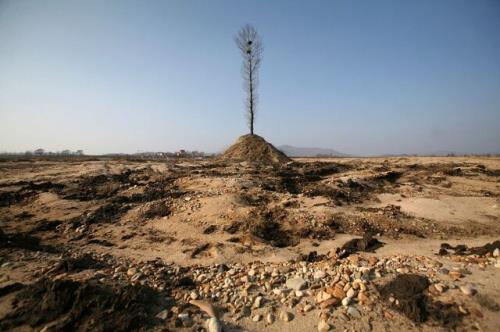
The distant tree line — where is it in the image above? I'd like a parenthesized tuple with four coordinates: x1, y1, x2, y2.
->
(0, 149, 84, 156)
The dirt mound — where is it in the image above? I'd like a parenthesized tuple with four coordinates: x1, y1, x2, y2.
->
(0, 278, 166, 331)
(379, 274, 463, 328)
(219, 134, 291, 165)
(438, 240, 500, 256)
(0, 229, 59, 253)
(336, 233, 384, 258)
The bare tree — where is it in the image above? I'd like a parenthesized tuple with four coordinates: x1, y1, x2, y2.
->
(235, 24, 263, 135)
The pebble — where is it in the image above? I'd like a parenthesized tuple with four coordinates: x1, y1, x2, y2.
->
(252, 314, 262, 322)
(320, 298, 339, 309)
(314, 270, 326, 279)
(316, 290, 332, 304)
(253, 296, 263, 308)
(493, 248, 499, 257)
(459, 284, 476, 296)
(318, 319, 331, 331)
(342, 297, 351, 306)
(434, 283, 445, 293)
(206, 317, 222, 332)
(448, 271, 462, 280)
(131, 272, 143, 283)
(178, 313, 193, 327)
(347, 306, 361, 319)
(286, 277, 307, 291)
(155, 309, 169, 320)
(346, 288, 356, 298)
(279, 310, 294, 322)
(126, 267, 137, 276)
(266, 313, 275, 324)
(331, 285, 346, 299)
(303, 304, 314, 312)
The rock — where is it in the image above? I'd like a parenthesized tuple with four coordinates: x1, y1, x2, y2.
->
(434, 283, 445, 293)
(448, 271, 462, 280)
(206, 317, 222, 332)
(253, 296, 263, 308)
(178, 313, 193, 327)
(357, 292, 370, 305)
(266, 313, 275, 324)
(331, 285, 346, 299)
(295, 290, 304, 297)
(155, 309, 169, 320)
(342, 297, 351, 306)
(314, 271, 326, 279)
(253, 314, 262, 322)
(318, 319, 331, 331)
(286, 277, 307, 291)
(320, 298, 339, 309)
(303, 304, 314, 312)
(190, 291, 198, 300)
(347, 255, 359, 264)
(346, 288, 356, 298)
(131, 272, 143, 283)
(459, 284, 476, 296)
(316, 290, 332, 304)
(438, 267, 449, 275)
(493, 248, 499, 257)
(279, 310, 294, 322)
(347, 306, 361, 319)
(127, 267, 137, 276)
(368, 256, 378, 266)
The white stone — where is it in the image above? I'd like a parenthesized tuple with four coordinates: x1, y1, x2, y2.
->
(286, 277, 307, 291)
(314, 270, 326, 279)
(346, 288, 356, 298)
(342, 297, 351, 306)
(206, 317, 222, 332)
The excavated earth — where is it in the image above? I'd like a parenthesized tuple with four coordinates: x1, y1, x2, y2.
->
(0, 155, 499, 331)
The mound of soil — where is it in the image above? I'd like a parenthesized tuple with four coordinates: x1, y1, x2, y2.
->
(0, 278, 165, 331)
(0, 229, 58, 253)
(336, 233, 384, 258)
(219, 134, 291, 165)
(438, 240, 500, 256)
(379, 274, 463, 328)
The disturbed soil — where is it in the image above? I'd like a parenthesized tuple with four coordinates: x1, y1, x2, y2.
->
(0, 156, 499, 331)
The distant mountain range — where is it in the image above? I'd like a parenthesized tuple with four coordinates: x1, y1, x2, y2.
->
(278, 145, 349, 157)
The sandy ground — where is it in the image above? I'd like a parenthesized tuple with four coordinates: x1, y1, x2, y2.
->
(0, 156, 499, 331)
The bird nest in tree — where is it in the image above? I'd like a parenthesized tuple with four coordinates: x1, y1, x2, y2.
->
(219, 134, 291, 166)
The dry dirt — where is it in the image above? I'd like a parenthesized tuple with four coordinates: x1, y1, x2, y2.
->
(0, 156, 499, 331)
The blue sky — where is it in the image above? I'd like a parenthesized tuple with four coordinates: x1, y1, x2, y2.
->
(1, 0, 499, 155)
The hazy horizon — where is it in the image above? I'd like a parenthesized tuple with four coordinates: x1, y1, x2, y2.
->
(1, 0, 499, 155)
